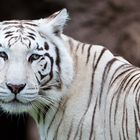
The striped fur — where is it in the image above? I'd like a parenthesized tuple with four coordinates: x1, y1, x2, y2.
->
(0, 9, 139, 140)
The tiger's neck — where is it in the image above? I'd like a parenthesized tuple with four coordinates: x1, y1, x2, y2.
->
(29, 35, 98, 140)
(27, 35, 79, 139)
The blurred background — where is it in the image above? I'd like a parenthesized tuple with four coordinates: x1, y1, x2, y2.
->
(0, 0, 140, 140)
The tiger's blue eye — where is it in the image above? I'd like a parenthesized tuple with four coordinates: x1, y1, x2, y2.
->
(0, 51, 8, 60)
(28, 54, 41, 63)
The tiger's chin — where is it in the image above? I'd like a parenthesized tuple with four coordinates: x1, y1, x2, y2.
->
(0, 101, 33, 114)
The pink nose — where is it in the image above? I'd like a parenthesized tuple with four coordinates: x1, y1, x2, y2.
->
(6, 83, 26, 94)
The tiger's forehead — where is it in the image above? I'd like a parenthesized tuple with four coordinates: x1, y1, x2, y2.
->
(1, 20, 38, 33)
(0, 20, 47, 50)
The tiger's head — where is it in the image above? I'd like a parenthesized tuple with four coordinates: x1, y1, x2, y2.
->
(0, 9, 74, 114)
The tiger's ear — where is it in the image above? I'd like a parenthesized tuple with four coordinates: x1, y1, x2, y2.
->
(37, 9, 69, 36)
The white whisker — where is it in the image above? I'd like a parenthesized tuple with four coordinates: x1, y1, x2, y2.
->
(30, 102, 39, 114)
(34, 96, 58, 112)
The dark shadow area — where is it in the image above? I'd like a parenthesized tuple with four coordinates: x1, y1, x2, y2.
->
(0, 0, 66, 20)
(0, 109, 27, 140)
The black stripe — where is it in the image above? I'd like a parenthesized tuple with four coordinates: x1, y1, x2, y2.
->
(49, 41, 61, 74)
(27, 35, 35, 40)
(38, 71, 48, 80)
(133, 78, 140, 92)
(5, 34, 13, 38)
(122, 102, 126, 140)
(79, 121, 84, 140)
(122, 72, 140, 139)
(114, 72, 132, 124)
(22, 37, 31, 48)
(73, 52, 97, 140)
(5, 31, 14, 34)
(75, 42, 81, 52)
(3, 25, 14, 31)
(114, 69, 139, 125)
(73, 48, 106, 140)
(87, 52, 97, 107)
(55, 47, 61, 73)
(44, 42, 49, 50)
(37, 108, 41, 123)
(43, 62, 48, 70)
(35, 74, 40, 84)
(8, 36, 19, 47)
(109, 66, 134, 87)
(67, 120, 74, 140)
(134, 109, 139, 140)
(81, 43, 85, 54)
(123, 72, 140, 91)
(94, 48, 106, 70)
(86, 44, 92, 64)
(28, 32, 36, 37)
(109, 93, 115, 140)
(46, 106, 60, 135)
(3, 21, 19, 25)
(25, 26, 37, 32)
(24, 22, 38, 26)
(107, 66, 132, 140)
(53, 106, 66, 140)
(40, 53, 54, 86)
(42, 105, 50, 124)
(36, 43, 43, 51)
(125, 108, 129, 139)
(87, 48, 106, 107)
(68, 38, 74, 53)
(89, 97, 98, 140)
(99, 58, 117, 107)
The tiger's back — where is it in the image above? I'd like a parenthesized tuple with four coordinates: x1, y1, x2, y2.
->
(51, 35, 140, 140)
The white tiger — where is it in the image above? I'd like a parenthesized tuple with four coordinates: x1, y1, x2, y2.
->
(0, 9, 139, 140)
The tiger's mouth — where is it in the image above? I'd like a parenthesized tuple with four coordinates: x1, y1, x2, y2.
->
(9, 98, 24, 104)
(0, 97, 35, 114)
(1, 96, 32, 105)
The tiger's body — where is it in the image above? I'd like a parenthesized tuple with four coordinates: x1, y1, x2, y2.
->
(0, 9, 139, 140)
(36, 35, 140, 140)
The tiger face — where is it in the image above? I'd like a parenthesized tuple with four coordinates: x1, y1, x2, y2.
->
(0, 9, 74, 113)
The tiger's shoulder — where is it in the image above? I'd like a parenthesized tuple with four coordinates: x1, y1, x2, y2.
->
(61, 34, 130, 67)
